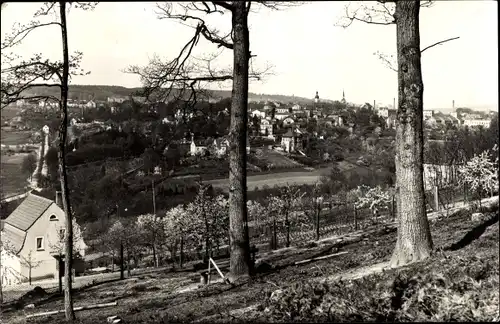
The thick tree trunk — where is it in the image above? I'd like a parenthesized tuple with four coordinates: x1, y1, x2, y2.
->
(390, 1, 433, 268)
(58, 2, 75, 320)
(228, 1, 251, 281)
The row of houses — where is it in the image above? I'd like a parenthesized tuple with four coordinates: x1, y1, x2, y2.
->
(376, 107, 493, 129)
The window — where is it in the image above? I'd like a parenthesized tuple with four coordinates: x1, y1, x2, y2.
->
(59, 228, 65, 240)
(49, 215, 58, 221)
(36, 237, 44, 251)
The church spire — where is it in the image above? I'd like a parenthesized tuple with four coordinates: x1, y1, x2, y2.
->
(341, 89, 346, 104)
(314, 90, 319, 103)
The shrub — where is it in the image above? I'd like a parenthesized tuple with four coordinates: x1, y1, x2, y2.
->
(262, 254, 499, 322)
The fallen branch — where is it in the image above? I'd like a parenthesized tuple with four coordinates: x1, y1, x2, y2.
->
(25, 301, 118, 319)
(294, 251, 348, 266)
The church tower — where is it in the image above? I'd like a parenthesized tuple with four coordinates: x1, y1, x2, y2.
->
(341, 89, 346, 105)
(314, 91, 319, 104)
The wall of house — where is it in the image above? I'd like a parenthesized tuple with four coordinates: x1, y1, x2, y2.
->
(1, 248, 22, 286)
(18, 204, 86, 281)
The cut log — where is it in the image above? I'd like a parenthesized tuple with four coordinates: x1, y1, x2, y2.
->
(294, 251, 348, 265)
(26, 301, 118, 319)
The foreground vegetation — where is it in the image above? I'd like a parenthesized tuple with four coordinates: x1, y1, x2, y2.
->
(3, 199, 498, 323)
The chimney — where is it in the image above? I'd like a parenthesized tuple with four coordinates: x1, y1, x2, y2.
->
(55, 191, 63, 208)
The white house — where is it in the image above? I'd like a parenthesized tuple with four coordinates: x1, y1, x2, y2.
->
(376, 107, 389, 118)
(282, 116, 296, 126)
(423, 110, 435, 118)
(190, 135, 207, 156)
(251, 109, 266, 119)
(85, 100, 96, 109)
(260, 119, 273, 136)
(463, 118, 490, 128)
(213, 138, 230, 157)
(1, 193, 87, 286)
(281, 127, 303, 153)
(276, 107, 289, 114)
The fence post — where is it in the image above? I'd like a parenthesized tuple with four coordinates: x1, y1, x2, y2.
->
(354, 206, 358, 231)
(434, 185, 439, 211)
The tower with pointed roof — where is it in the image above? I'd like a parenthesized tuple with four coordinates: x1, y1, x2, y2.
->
(314, 91, 319, 104)
(341, 89, 346, 105)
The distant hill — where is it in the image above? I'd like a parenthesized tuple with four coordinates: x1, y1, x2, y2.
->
(21, 85, 319, 104)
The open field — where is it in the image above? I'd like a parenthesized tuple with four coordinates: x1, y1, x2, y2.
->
(206, 160, 362, 191)
(0, 152, 32, 198)
(0, 129, 33, 145)
(3, 197, 497, 323)
(207, 169, 329, 191)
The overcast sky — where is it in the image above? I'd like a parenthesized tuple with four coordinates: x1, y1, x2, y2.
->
(1, 1, 497, 110)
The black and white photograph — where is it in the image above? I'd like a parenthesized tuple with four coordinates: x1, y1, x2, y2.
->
(0, 1, 498, 322)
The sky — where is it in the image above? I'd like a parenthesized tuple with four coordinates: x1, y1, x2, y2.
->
(1, 1, 498, 111)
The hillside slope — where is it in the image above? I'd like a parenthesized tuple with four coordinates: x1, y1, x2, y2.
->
(21, 85, 317, 104)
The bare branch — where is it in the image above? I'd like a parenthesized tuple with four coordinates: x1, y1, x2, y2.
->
(211, 1, 234, 11)
(373, 51, 397, 72)
(1, 22, 62, 50)
(421, 36, 460, 53)
(336, 2, 395, 28)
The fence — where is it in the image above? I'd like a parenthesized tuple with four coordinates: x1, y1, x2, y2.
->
(2, 184, 486, 305)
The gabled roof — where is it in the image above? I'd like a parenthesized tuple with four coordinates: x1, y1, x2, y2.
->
(2, 225, 25, 254)
(214, 137, 229, 148)
(5, 194, 54, 231)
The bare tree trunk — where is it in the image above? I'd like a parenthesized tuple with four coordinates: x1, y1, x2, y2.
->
(57, 2, 76, 321)
(228, 1, 251, 281)
(390, 1, 433, 268)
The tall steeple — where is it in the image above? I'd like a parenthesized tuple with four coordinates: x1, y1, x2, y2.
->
(314, 91, 319, 104)
(341, 89, 346, 104)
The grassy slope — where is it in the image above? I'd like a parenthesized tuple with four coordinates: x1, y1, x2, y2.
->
(4, 199, 498, 323)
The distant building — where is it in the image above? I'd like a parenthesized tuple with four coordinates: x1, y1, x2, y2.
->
(260, 119, 273, 136)
(376, 107, 389, 118)
(107, 96, 127, 104)
(463, 118, 490, 128)
(314, 91, 320, 104)
(282, 116, 296, 126)
(213, 138, 230, 157)
(85, 100, 96, 109)
(189, 135, 207, 156)
(281, 127, 303, 153)
(423, 110, 434, 118)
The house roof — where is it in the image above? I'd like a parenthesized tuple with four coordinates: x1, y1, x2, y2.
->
(2, 224, 26, 254)
(5, 194, 54, 231)
(283, 128, 302, 138)
(214, 137, 229, 148)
